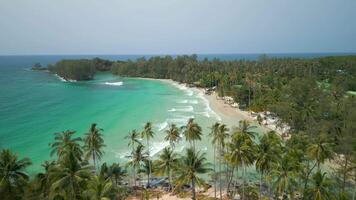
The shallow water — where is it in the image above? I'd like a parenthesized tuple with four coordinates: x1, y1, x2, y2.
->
(0, 56, 222, 173)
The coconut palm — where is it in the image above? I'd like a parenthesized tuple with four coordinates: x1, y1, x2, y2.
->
(270, 153, 300, 199)
(255, 131, 282, 199)
(210, 122, 229, 200)
(50, 130, 82, 161)
(155, 147, 178, 191)
(84, 123, 106, 171)
(164, 124, 180, 149)
(227, 130, 256, 200)
(181, 118, 203, 150)
(84, 175, 117, 200)
(35, 160, 56, 198)
(49, 154, 92, 199)
(128, 144, 147, 187)
(307, 135, 334, 170)
(306, 171, 333, 200)
(126, 129, 141, 149)
(0, 149, 32, 200)
(125, 129, 141, 186)
(237, 120, 257, 140)
(209, 122, 220, 199)
(175, 148, 211, 200)
(141, 122, 154, 186)
(109, 163, 127, 186)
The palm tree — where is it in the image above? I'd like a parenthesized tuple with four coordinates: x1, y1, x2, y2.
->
(141, 122, 154, 187)
(307, 135, 334, 170)
(164, 124, 180, 149)
(210, 122, 229, 200)
(50, 130, 82, 161)
(109, 163, 126, 186)
(49, 154, 92, 199)
(306, 171, 332, 200)
(181, 118, 202, 150)
(0, 149, 32, 200)
(237, 120, 257, 140)
(255, 131, 282, 199)
(35, 160, 56, 198)
(270, 153, 300, 199)
(128, 144, 147, 187)
(84, 175, 117, 200)
(227, 130, 256, 200)
(84, 123, 106, 171)
(155, 147, 178, 191)
(209, 122, 220, 199)
(126, 129, 141, 149)
(175, 148, 211, 200)
(125, 129, 141, 186)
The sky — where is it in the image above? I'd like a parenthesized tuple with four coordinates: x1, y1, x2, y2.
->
(0, 0, 355, 55)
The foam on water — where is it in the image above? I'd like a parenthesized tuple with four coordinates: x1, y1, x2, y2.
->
(196, 91, 222, 121)
(55, 74, 67, 82)
(150, 141, 169, 157)
(168, 105, 194, 112)
(156, 121, 168, 131)
(104, 81, 123, 86)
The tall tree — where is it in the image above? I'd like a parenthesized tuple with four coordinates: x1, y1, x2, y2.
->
(84, 123, 106, 171)
(227, 129, 256, 200)
(306, 171, 333, 200)
(181, 118, 203, 150)
(50, 130, 82, 161)
(155, 147, 178, 191)
(175, 148, 211, 200)
(0, 149, 32, 200)
(141, 122, 154, 187)
(128, 144, 146, 187)
(164, 124, 180, 150)
(255, 131, 282, 199)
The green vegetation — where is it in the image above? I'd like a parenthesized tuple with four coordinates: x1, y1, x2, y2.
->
(1, 118, 355, 200)
(45, 58, 114, 81)
(16, 54, 355, 199)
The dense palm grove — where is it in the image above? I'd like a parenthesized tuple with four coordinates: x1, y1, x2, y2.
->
(1, 118, 355, 200)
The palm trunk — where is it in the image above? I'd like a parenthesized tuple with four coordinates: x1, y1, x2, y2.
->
(213, 145, 217, 199)
(169, 169, 172, 191)
(227, 166, 235, 196)
(134, 165, 137, 187)
(219, 144, 222, 200)
(303, 161, 317, 199)
(192, 178, 196, 200)
(93, 152, 96, 172)
(259, 173, 263, 200)
(242, 160, 245, 200)
(147, 139, 151, 187)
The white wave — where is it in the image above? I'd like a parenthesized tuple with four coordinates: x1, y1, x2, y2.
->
(157, 121, 168, 131)
(178, 100, 188, 104)
(167, 115, 194, 126)
(196, 91, 222, 121)
(55, 74, 67, 82)
(189, 100, 198, 104)
(186, 90, 194, 96)
(170, 106, 194, 112)
(178, 99, 198, 104)
(150, 141, 169, 157)
(104, 81, 123, 86)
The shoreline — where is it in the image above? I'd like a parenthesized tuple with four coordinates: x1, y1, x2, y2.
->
(136, 77, 279, 134)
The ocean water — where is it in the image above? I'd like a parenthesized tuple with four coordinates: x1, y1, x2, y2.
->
(0, 53, 353, 174)
(0, 56, 223, 173)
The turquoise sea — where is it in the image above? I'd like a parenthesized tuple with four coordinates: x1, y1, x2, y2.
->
(0, 53, 354, 173)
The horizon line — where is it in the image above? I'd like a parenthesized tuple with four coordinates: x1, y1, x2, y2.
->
(1, 51, 356, 57)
